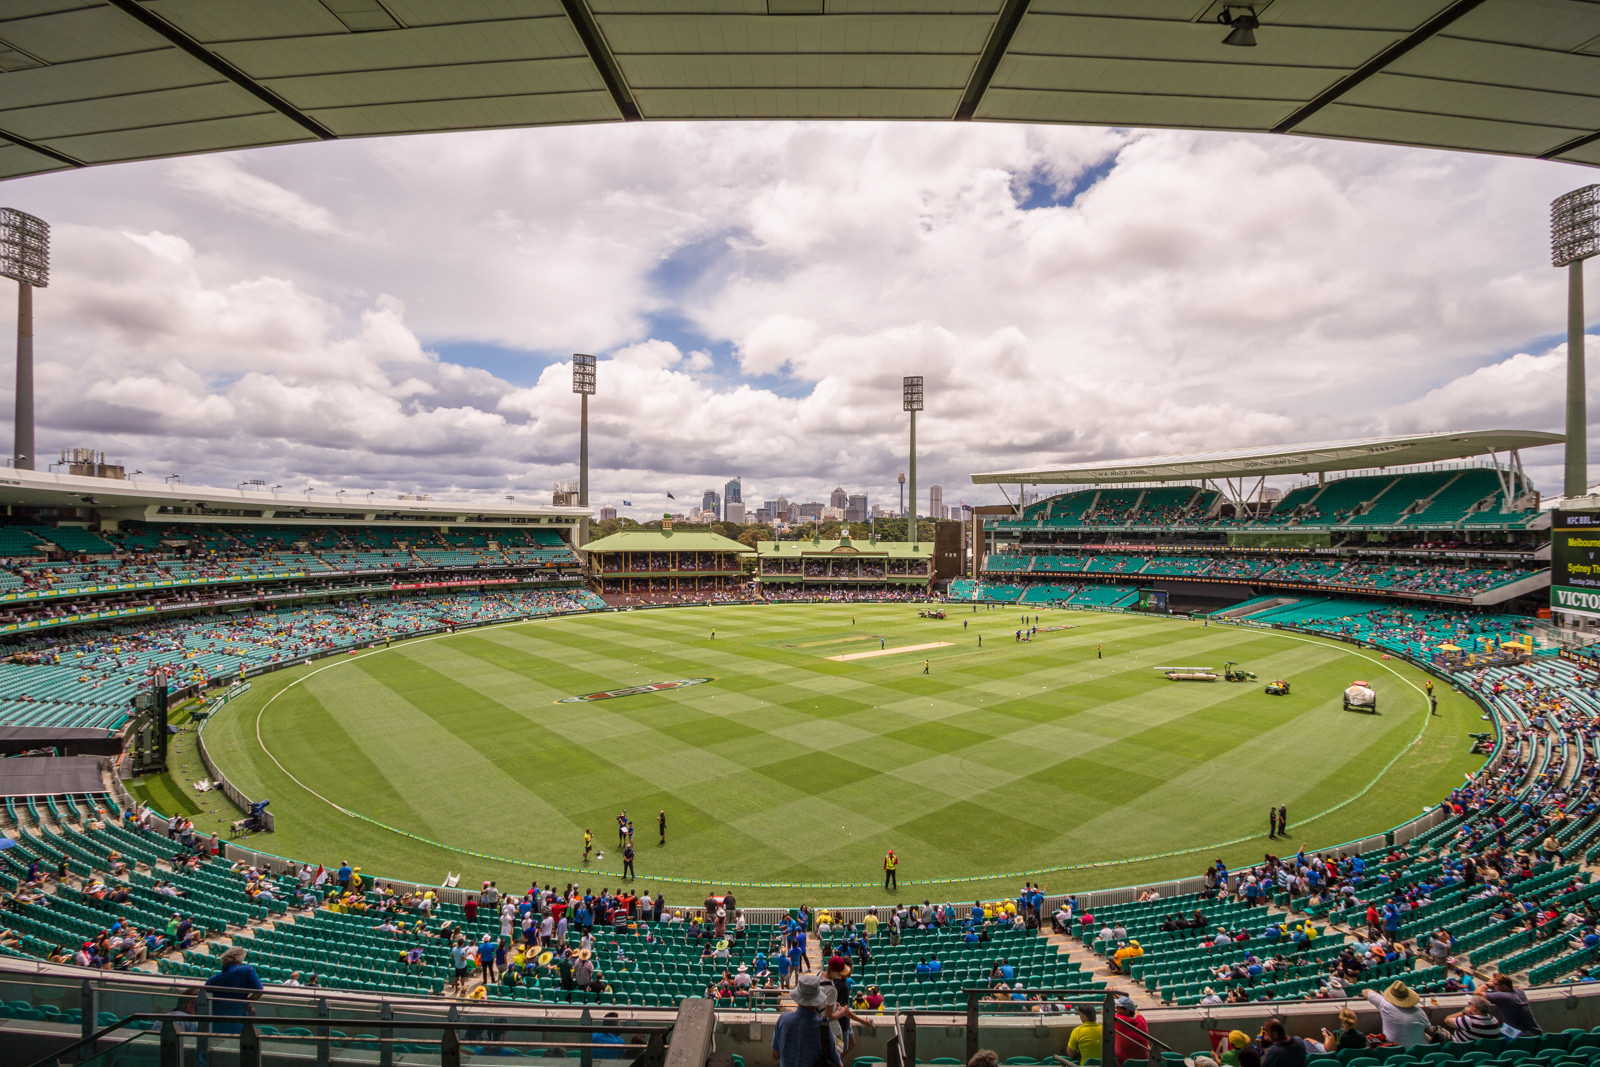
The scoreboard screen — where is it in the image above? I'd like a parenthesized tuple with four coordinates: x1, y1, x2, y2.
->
(1136, 587, 1168, 613)
(1552, 510, 1600, 617)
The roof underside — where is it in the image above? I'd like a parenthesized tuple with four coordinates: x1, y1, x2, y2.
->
(3, 0, 1600, 181)
(969, 429, 1565, 484)
(0, 467, 588, 520)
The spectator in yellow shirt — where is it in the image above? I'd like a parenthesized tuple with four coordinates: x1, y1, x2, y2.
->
(1066, 1005, 1102, 1062)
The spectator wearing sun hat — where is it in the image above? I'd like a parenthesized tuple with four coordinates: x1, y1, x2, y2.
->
(1363, 980, 1430, 1047)
(773, 975, 841, 1067)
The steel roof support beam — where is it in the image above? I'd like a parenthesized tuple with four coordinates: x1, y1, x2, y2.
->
(1272, 0, 1490, 135)
(955, 0, 1031, 121)
(1543, 130, 1600, 161)
(0, 129, 82, 169)
(560, 0, 641, 121)
(104, 0, 337, 141)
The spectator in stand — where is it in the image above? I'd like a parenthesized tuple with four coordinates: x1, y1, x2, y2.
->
(772, 975, 842, 1067)
(1363, 981, 1430, 1046)
(1446, 996, 1504, 1042)
(1112, 996, 1149, 1064)
(1485, 974, 1541, 1035)
(1221, 1031, 1260, 1067)
(1320, 1006, 1366, 1051)
(1065, 1004, 1101, 1063)
(204, 946, 264, 1034)
(1260, 1020, 1308, 1067)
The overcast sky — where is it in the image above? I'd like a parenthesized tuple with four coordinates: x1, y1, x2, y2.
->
(0, 121, 1594, 518)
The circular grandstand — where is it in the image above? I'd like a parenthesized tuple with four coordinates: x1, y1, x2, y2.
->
(0, 427, 1593, 1063)
(4, 2, 1600, 1062)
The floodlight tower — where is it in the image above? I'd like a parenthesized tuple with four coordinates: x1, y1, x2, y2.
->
(0, 209, 49, 471)
(573, 353, 596, 545)
(903, 376, 923, 545)
(1553, 186, 1600, 499)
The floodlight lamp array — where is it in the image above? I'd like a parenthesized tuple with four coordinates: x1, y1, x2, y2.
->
(902, 375, 924, 412)
(572, 352, 596, 395)
(1552, 185, 1600, 267)
(0, 208, 49, 288)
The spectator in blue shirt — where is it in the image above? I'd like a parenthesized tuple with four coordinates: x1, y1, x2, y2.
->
(204, 947, 263, 1034)
(477, 936, 499, 981)
(593, 1012, 626, 1059)
(772, 975, 841, 1067)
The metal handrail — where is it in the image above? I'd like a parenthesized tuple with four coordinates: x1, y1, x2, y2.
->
(25, 1010, 677, 1067)
(960, 986, 1177, 1067)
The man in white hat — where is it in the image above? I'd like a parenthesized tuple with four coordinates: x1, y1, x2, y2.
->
(773, 974, 841, 1067)
(1362, 981, 1429, 1047)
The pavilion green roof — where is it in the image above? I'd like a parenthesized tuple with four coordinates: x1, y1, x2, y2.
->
(580, 529, 751, 554)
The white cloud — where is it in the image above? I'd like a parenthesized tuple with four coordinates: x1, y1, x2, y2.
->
(169, 156, 349, 236)
(0, 122, 1593, 512)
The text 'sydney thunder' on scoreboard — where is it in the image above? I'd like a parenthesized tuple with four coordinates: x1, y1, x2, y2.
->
(1553, 510, 1600, 617)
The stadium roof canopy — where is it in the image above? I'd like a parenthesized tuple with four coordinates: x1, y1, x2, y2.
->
(3, 1, 1600, 181)
(969, 429, 1565, 486)
(0, 466, 588, 523)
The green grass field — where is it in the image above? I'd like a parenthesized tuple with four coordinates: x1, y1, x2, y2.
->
(195, 603, 1484, 906)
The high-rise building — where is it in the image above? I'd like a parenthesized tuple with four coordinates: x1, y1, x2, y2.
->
(599, 506, 617, 521)
(845, 494, 868, 522)
(724, 477, 742, 520)
(829, 487, 849, 510)
(762, 499, 778, 516)
(929, 485, 943, 522)
(754, 507, 773, 524)
(725, 501, 745, 523)
(702, 489, 720, 515)
(797, 501, 824, 520)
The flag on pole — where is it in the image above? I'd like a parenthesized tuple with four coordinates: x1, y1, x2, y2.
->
(666, 492, 676, 500)
(622, 500, 633, 506)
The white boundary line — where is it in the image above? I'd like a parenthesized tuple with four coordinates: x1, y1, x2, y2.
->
(229, 607, 1450, 885)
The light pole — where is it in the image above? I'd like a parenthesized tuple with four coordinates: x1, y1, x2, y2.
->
(1553, 185, 1600, 498)
(903, 376, 923, 545)
(0, 209, 49, 470)
(897, 472, 906, 521)
(573, 353, 596, 545)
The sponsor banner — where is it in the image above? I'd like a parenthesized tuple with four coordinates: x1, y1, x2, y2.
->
(556, 677, 713, 704)
(391, 577, 520, 591)
(1553, 584, 1600, 618)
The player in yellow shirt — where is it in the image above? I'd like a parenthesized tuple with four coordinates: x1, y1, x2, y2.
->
(583, 829, 593, 864)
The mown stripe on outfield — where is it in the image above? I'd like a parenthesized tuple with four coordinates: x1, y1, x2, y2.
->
(207, 605, 1480, 895)
(255, 680, 434, 832)
(350, 654, 662, 825)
